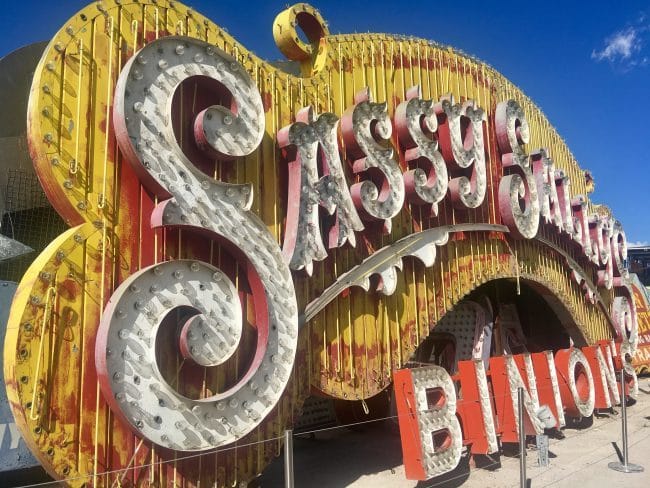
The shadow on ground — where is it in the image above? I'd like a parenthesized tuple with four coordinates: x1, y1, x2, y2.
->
(255, 421, 404, 487)
(254, 422, 500, 488)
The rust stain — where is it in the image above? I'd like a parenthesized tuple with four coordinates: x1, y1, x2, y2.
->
(260, 90, 273, 113)
(393, 53, 410, 69)
(57, 279, 79, 300)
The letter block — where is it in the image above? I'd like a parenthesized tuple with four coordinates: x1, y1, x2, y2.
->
(455, 359, 498, 454)
(554, 348, 595, 418)
(394, 366, 463, 480)
(490, 355, 545, 442)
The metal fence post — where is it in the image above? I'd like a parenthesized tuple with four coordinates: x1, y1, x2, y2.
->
(608, 369, 644, 473)
(284, 429, 295, 488)
(518, 387, 527, 488)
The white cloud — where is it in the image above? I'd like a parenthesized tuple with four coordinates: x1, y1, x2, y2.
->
(628, 240, 650, 247)
(592, 13, 650, 69)
(592, 28, 640, 62)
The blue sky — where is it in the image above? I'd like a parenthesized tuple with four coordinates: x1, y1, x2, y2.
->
(2, 0, 649, 244)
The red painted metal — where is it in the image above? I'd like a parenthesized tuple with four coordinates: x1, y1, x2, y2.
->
(530, 352, 563, 427)
(455, 361, 496, 454)
(489, 356, 524, 442)
(393, 368, 427, 480)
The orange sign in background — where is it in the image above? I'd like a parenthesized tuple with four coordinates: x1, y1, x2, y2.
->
(631, 277, 650, 373)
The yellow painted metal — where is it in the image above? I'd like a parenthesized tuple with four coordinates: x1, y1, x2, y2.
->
(4, 222, 102, 480)
(8, 1, 317, 485)
(4, 1, 619, 486)
(631, 282, 650, 374)
(273, 2, 329, 74)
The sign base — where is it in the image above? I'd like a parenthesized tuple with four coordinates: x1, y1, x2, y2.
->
(608, 461, 644, 473)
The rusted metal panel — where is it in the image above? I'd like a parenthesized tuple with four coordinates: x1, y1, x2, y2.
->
(2, 1, 635, 487)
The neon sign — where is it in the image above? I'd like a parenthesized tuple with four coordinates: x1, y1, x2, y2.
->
(91, 32, 638, 456)
(3, 2, 642, 486)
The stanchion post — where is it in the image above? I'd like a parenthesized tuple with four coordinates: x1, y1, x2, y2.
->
(518, 387, 526, 488)
(622, 368, 629, 466)
(608, 368, 644, 473)
(284, 429, 295, 488)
